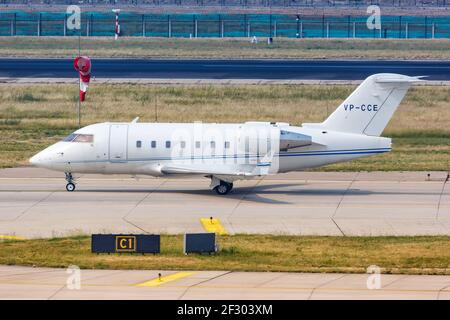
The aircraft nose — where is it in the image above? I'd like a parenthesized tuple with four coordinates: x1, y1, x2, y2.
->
(29, 154, 39, 165)
(29, 144, 66, 168)
(29, 152, 44, 166)
(29, 149, 53, 167)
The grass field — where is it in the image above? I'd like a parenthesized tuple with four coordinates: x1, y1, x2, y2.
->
(0, 37, 449, 60)
(0, 83, 448, 170)
(0, 235, 449, 275)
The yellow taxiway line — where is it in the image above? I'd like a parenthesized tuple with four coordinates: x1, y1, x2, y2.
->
(0, 235, 26, 241)
(136, 272, 195, 287)
(200, 218, 228, 235)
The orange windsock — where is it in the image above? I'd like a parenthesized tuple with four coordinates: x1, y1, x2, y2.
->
(74, 56, 91, 102)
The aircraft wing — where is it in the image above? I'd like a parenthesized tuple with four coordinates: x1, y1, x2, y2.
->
(161, 149, 277, 177)
(160, 162, 272, 177)
(161, 165, 236, 175)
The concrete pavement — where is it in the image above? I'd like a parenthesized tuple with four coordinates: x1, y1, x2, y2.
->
(0, 168, 448, 238)
(0, 265, 448, 300)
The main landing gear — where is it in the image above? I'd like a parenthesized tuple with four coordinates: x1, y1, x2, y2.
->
(65, 172, 75, 192)
(213, 180, 233, 195)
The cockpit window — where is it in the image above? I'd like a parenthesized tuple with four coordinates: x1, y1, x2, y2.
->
(62, 134, 77, 142)
(73, 134, 94, 143)
(61, 134, 93, 143)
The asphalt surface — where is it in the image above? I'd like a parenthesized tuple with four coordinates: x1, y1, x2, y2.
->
(0, 168, 448, 238)
(1, 266, 449, 300)
(1, 58, 450, 80)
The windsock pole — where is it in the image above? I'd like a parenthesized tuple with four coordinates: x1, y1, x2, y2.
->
(115, 13, 119, 40)
(113, 9, 120, 40)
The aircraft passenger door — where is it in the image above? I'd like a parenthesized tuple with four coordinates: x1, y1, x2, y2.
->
(109, 124, 128, 162)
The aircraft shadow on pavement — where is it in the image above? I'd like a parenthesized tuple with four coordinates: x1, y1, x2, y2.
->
(75, 183, 382, 205)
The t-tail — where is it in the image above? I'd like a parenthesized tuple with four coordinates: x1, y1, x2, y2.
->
(303, 73, 425, 136)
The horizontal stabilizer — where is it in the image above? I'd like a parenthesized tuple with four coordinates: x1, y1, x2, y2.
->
(374, 75, 427, 83)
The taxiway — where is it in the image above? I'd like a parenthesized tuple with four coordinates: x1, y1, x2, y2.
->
(1, 58, 449, 80)
(0, 266, 449, 300)
(0, 168, 448, 238)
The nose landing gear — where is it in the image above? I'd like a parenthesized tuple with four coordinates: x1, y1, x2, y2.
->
(65, 172, 75, 192)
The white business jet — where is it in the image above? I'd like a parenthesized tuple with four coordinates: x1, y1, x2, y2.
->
(30, 74, 423, 195)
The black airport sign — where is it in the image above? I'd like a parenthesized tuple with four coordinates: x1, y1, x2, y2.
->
(91, 234, 160, 254)
(184, 233, 217, 254)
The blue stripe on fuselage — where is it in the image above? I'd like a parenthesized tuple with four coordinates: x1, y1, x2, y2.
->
(59, 147, 391, 164)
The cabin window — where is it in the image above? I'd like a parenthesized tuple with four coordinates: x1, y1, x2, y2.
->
(180, 141, 186, 149)
(210, 141, 215, 148)
(195, 141, 201, 148)
(165, 141, 171, 148)
(151, 141, 156, 148)
(224, 141, 230, 149)
(136, 141, 142, 148)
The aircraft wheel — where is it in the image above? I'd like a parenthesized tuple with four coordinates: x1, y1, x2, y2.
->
(66, 183, 76, 192)
(214, 181, 232, 195)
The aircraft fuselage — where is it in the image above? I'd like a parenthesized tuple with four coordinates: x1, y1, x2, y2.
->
(31, 121, 391, 176)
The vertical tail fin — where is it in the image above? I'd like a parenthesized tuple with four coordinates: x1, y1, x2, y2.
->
(308, 74, 424, 136)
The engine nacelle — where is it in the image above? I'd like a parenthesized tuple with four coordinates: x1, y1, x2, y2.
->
(279, 130, 312, 151)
